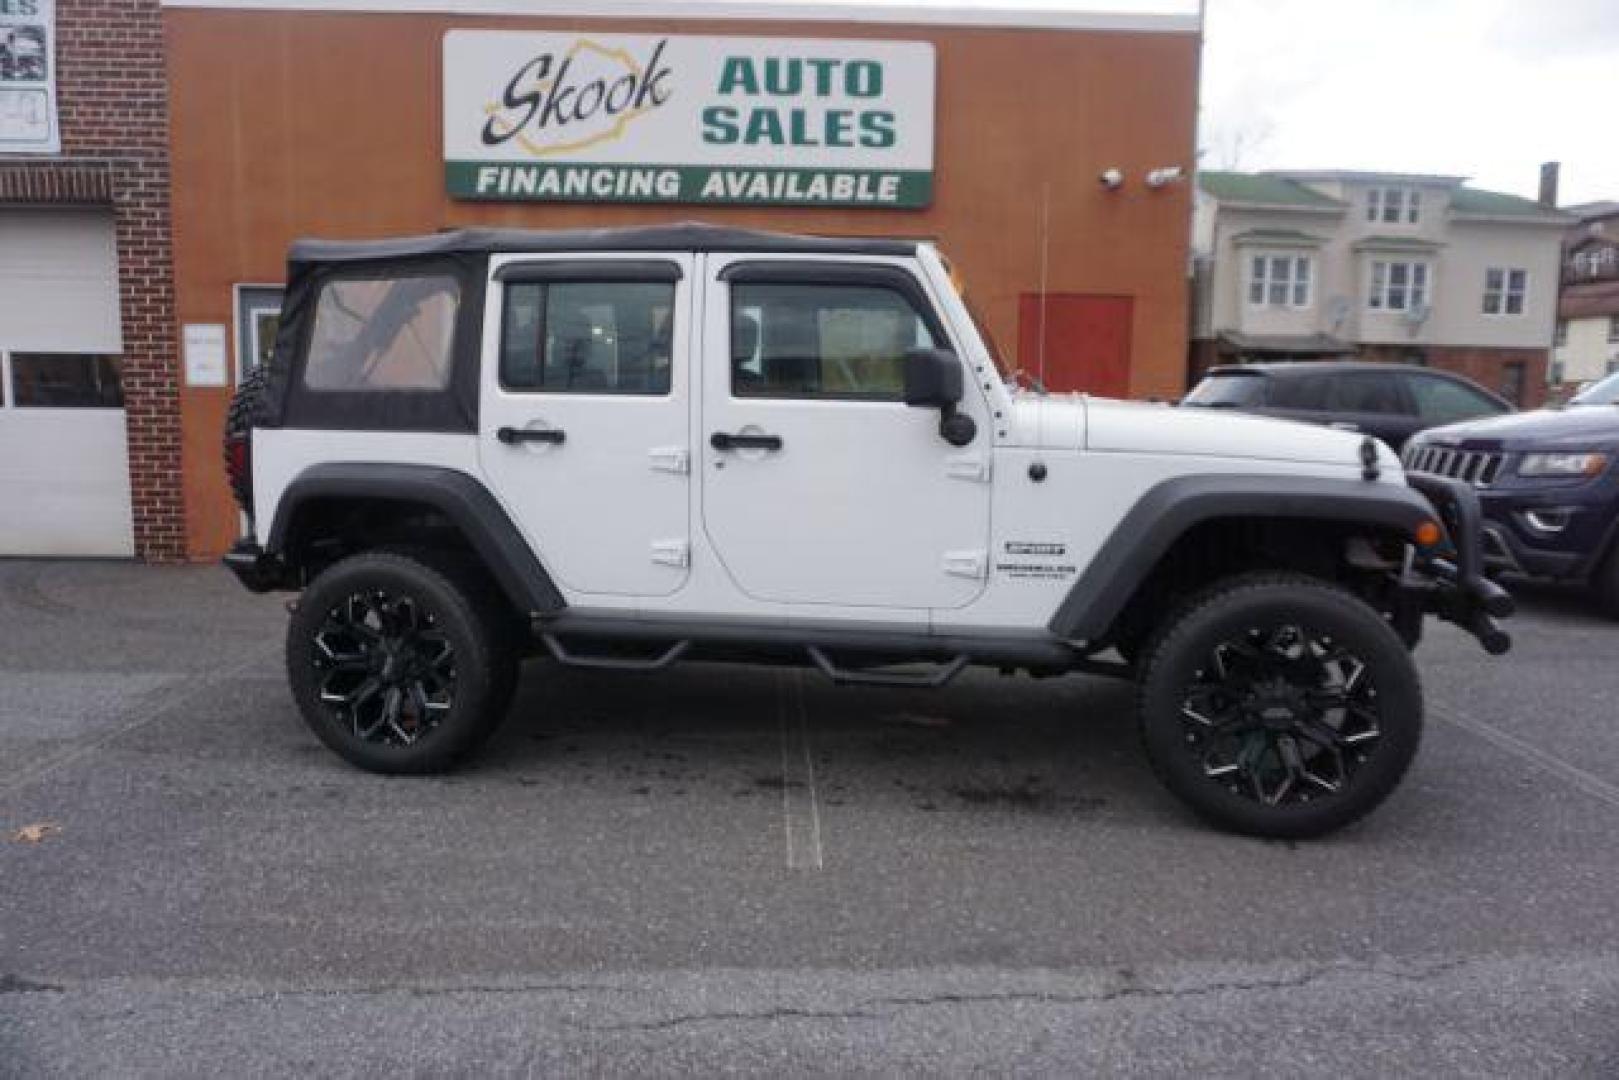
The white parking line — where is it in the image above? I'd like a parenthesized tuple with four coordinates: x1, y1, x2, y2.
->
(1432, 702, 1619, 812)
(776, 670, 825, 871)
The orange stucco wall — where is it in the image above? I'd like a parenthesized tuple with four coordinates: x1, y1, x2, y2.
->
(166, 9, 1200, 557)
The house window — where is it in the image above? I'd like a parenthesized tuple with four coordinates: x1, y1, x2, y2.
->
(1550, 359, 1565, 384)
(1367, 187, 1420, 225)
(1610, 316, 1619, 343)
(1482, 268, 1528, 316)
(1246, 254, 1312, 308)
(1368, 260, 1430, 312)
(1554, 320, 1568, 347)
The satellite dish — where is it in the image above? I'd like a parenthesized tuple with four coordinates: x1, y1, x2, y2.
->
(1403, 303, 1431, 331)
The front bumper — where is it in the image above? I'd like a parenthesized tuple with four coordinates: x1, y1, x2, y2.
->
(1403, 473, 1515, 655)
(1474, 487, 1618, 582)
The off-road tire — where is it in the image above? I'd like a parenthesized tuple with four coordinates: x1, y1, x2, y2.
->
(1137, 572, 1423, 839)
(286, 550, 520, 774)
(223, 362, 270, 514)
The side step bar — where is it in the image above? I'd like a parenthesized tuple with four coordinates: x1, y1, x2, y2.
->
(541, 634, 690, 672)
(530, 613, 1113, 683)
(806, 647, 970, 688)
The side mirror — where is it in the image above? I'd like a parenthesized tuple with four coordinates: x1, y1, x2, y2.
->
(902, 348, 976, 447)
(903, 348, 964, 409)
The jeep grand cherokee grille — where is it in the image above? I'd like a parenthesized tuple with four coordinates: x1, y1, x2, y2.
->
(1403, 444, 1505, 487)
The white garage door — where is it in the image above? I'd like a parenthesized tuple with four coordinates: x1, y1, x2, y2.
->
(0, 208, 134, 557)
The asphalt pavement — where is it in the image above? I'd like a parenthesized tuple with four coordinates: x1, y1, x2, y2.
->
(2, 558, 1617, 1076)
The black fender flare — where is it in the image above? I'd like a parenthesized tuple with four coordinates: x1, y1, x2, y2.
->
(266, 463, 565, 616)
(1047, 473, 1436, 641)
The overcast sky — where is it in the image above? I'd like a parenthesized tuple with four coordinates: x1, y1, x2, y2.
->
(745, 0, 1617, 206)
(1199, 0, 1618, 205)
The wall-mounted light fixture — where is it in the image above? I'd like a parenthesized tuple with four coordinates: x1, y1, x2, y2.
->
(1145, 166, 1187, 189)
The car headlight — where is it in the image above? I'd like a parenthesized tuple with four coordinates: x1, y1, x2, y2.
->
(1516, 452, 1609, 478)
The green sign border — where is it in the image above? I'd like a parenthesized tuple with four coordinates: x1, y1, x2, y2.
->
(447, 162, 933, 209)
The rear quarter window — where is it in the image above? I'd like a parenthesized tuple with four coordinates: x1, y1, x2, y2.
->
(1405, 373, 1509, 423)
(303, 275, 460, 391)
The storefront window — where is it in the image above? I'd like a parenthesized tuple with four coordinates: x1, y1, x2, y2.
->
(7, 353, 124, 408)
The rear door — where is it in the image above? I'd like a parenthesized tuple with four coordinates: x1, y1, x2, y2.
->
(478, 254, 694, 598)
(699, 256, 993, 610)
(1264, 371, 1418, 447)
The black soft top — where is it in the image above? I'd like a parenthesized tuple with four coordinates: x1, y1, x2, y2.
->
(288, 221, 920, 265)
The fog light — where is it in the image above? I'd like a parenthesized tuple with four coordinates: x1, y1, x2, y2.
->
(1414, 520, 1444, 548)
(1522, 508, 1576, 533)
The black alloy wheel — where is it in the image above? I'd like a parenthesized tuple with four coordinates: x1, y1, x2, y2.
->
(312, 588, 457, 747)
(1138, 574, 1423, 838)
(1177, 623, 1382, 808)
(286, 551, 518, 774)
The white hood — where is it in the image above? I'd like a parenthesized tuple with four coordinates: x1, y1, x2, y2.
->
(1084, 397, 1402, 470)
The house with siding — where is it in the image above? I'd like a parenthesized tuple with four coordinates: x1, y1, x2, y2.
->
(1191, 170, 1569, 407)
(1554, 202, 1619, 392)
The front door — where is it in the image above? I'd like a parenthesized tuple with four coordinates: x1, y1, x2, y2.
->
(700, 256, 992, 611)
(478, 254, 693, 598)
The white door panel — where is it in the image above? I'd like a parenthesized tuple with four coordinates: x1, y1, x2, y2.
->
(699, 255, 992, 610)
(478, 254, 694, 599)
(0, 210, 131, 557)
(0, 209, 122, 353)
(0, 409, 134, 556)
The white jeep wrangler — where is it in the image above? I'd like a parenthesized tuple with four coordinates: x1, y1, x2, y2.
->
(224, 223, 1512, 837)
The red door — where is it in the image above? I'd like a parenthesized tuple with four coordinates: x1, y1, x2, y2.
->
(1017, 294, 1134, 396)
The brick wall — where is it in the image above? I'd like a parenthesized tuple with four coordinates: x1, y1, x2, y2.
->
(2, 0, 182, 560)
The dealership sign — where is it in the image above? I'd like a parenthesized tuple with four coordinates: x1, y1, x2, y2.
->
(442, 30, 935, 208)
(0, 0, 58, 154)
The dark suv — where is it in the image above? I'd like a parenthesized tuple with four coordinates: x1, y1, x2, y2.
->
(1403, 371, 1619, 616)
(1183, 361, 1512, 451)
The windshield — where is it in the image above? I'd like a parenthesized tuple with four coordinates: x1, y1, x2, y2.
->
(1570, 371, 1619, 406)
(1183, 372, 1267, 407)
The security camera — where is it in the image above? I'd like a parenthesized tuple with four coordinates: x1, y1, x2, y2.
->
(1099, 168, 1124, 190)
(1146, 166, 1186, 188)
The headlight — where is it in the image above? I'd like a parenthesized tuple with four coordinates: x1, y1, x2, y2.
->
(1517, 452, 1609, 478)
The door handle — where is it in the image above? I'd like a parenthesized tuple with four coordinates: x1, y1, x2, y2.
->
(497, 426, 566, 445)
(710, 431, 783, 452)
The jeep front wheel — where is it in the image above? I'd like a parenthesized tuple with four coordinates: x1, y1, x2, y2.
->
(286, 552, 518, 774)
(1137, 573, 1423, 839)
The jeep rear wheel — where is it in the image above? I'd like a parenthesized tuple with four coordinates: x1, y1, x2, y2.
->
(287, 552, 518, 774)
(1137, 573, 1422, 839)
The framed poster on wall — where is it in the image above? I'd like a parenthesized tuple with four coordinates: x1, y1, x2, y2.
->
(0, 0, 59, 154)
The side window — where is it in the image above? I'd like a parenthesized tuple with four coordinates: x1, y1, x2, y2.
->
(501, 281, 674, 395)
(1405, 374, 1505, 423)
(303, 275, 459, 391)
(1327, 372, 1410, 415)
(1267, 374, 1330, 411)
(731, 282, 940, 399)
